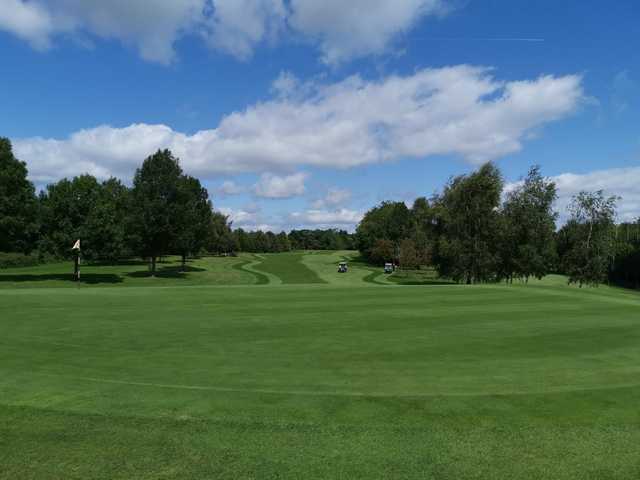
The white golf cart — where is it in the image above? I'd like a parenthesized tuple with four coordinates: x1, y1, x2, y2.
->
(338, 261, 348, 273)
(384, 262, 394, 274)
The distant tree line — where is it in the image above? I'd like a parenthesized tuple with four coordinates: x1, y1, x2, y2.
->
(232, 228, 354, 253)
(0, 139, 354, 272)
(357, 163, 638, 288)
(2, 137, 637, 286)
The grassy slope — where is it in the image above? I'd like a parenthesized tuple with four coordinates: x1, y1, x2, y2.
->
(1, 252, 640, 479)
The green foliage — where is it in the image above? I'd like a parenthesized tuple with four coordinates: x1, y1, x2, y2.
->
(399, 238, 419, 269)
(369, 238, 395, 265)
(610, 221, 640, 288)
(173, 175, 212, 269)
(0, 138, 38, 253)
(130, 150, 183, 274)
(432, 163, 503, 283)
(288, 229, 354, 250)
(0, 252, 40, 269)
(356, 201, 412, 262)
(38, 175, 130, 261)
(499, 166, 558, 281)
(207, 211, 236, 254)
(560, 191, 618, 286)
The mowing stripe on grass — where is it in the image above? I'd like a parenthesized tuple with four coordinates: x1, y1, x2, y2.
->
(252, 252, 327, 284)
(232, 257, 272, 285)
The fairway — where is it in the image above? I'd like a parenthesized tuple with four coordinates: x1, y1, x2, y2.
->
(1, 252, 639, 479)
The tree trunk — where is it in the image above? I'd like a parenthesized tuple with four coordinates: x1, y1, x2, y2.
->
(151, 256, 157, 277)
(181, 254, 186, 272)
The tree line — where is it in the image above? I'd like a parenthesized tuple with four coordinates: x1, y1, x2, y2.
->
(0, 140, 353, 273)
(2, 137, 637, 287)
(356, 163, 639, 287)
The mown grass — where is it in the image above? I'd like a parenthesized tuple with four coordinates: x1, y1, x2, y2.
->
(251, 252, 327, 284)
(1, 252, 639, 478)
(0, 255, 258, 288)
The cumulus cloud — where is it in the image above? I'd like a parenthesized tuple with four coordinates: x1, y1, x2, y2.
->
(0, 0, 449, 64)
(217, 206, 281, 232)
(218, 206, 258, 225)
(0, 0, 205, 64)
(506, 166, 640, 223)
(253, 172, 308, 198)
(288, 0, 447, 65)
(553, 167, 640, 222)
(13, 67, 585, 184)
(0, 0, 55, 50)
(289, 208, 364, 227)
(217, 180, 244, 196)
(312, 187, 352, 208)
(204, 0, 287, 60)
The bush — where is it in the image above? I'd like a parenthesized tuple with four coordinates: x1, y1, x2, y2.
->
(0, 252, 40, 269)
(0, 252, 56, 269)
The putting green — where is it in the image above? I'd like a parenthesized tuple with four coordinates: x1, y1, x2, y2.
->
(1, 252, 639, 479)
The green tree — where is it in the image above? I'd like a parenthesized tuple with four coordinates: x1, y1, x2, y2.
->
(432, 163, 503, 284)
(399, 238, 419, 270)
(208, 212, 235, 254)
(0, 138, 38, 253)
(410, 197, 434, 267)
(39, 175, 102, 259)
(85, 178, 130, 262)
(174, 175, 212, 270)
(499, 166, 558, 282)
(356, 201, 412, 262)
(370, 238, 395, 265)
(561, 190, 618, 286)
(130, 150, 182, 276)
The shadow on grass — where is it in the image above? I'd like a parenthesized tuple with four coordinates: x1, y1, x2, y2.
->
(125, 265, 206, 279)
(0, 273, 124, 284)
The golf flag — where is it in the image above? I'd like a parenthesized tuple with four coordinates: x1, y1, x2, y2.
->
(72, 239, 81, 251)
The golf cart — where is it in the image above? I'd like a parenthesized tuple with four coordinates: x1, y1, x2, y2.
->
(384, 262, 394, 274)
(338, 261, 348, 273)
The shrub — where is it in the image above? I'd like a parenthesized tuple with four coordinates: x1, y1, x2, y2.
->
(0, 252, 40, 269)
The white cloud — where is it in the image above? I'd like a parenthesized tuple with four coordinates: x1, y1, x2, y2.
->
(204, 0, 286, 60)
(289, 208, 363, 226)
(14, 67, 585, 184)
(217, 206, 281, 231)
(288, 0, 447, 65)
(0, 0, 205, 64)
(553, 167, 640, 223)
(217, 180, 244, 196)
(0, 0, 55, 50)
(506, 166, 640, 223)
(253, 172, 308, 198)
(312, 187, 352, 208)
(0, 0, 448, 64)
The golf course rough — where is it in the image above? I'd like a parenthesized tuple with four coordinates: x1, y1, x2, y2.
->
(1, 251, 639, 479)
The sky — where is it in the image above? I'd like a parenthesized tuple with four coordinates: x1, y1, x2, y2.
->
(1, 0, 639, 231)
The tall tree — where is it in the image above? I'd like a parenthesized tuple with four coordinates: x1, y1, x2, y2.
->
(410, 197, 434, 267)
(130, 149, 182, 276)
(356, 201, 412, 263)
(84, 178, 130, 262)
(561, 190, 618, 286)
(39, 175, 102, 259)
(432, 163, 503, 284)
(174, 175, 212, 271)
(399, 238, 419, 270)
(0, 138, 38, 253)
(499, 166, 558, 282)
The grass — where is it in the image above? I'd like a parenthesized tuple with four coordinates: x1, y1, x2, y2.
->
(1, 251, 639, 478)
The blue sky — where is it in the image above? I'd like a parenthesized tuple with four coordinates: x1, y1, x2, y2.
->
(1, 0, 639, 230)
